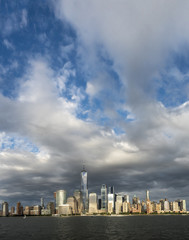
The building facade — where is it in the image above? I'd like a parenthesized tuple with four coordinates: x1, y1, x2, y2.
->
(67, 196, 77, 214)
(2, 202, 9, 216)
(101, 184, 108, 212)
(55, 190, 67, 213)
(81, 166, 89, 213)
(89, 193, 98, 214)
(115, 195, 123, 214)
(108, 186, 115, 213)
(74, 190, 83, 213)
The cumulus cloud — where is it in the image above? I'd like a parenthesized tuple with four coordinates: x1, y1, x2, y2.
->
(53, 0, 189, 108)
(0, 58, 143, 204)
(51, 0, 189, 202)
(1, 1, 189, 206)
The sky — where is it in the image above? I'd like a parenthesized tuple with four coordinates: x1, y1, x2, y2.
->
(1, 0, 189, 207)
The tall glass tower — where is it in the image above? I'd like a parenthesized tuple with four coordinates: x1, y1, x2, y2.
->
(101, 184, 108, 211)
(81, 166, 88, 213)
(108, 186, 115, 212)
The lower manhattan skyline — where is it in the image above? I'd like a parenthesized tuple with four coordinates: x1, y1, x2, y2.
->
(0, 167, 187, 217)
(1, 0, 189, 210)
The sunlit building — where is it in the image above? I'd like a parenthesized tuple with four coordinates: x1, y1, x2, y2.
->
(67, 196, 77, 214)
(123, 202, 129, 213)
(146, 190, 150, 201)
(115, 195, 123, 214)
(146, 201, 153, 214)
(81, 166, 89, 213)
(89, 193, 98, 214)
(141, 200, 146, 213)
(23, 206, 31, 215)
(30, 205, 41, 215)
(55, 190, 67, 213)
(153, 202, 161, 213)
(172, 201, 179, 212)
(74, 190, 83, 213)
(108, 186, 115, 213)
(58, 204, 72, 215)
(132, 195, 140, 205)
(164, 200, 170, 212)
(131, 203, 141, 213)
(2, 202, 9, 216)
(180, 200, 187, 212)
(124, 194, 129, 203)
(41, 209, 51, 215)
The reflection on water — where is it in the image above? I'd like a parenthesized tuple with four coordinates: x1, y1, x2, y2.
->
(0, 215, 189, 240)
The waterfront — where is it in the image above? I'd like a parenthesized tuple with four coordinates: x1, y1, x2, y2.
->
(1, 215, 189, 240)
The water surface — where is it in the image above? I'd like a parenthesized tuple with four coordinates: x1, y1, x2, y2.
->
(0, 215, 189, 240)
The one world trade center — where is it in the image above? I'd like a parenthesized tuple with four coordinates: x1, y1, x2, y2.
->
(81, 166, 89, 213)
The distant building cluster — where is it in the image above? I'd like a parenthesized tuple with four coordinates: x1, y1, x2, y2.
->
(0, 200, 55, 217)
(0, 167, 187, 216)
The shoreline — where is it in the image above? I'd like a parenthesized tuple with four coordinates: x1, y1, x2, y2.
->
(1, 213, 188, 218)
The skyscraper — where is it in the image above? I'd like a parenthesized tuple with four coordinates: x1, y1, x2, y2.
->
(81, 166, 88, 213)
(164, 199, 170, 212)
(2, 202, 9, 216)
(115, 194, 123, 214)
(55, 190, 67, 213)
(124, 194, 130, 203)
(180, 200, 187, 212)
(41, 198, 44, 209)
(67, 196, 77, 214)
(108, 186, 115, 213)
(16, 202, 23, 216)
(47, 202, 55, 214)
(101, 184, 108, 211)
(146, 190, 150, 201)
(74, 190, 83, 214)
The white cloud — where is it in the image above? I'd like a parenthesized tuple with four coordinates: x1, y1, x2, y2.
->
(20, 9, 28, 28)
(2, 0, 189, 203)
(3, 39, 14, 50)
(55, 61, 75, 93)
(54, 0, 189, 111)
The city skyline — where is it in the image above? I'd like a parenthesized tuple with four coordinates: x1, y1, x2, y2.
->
(0, 166, 187, 209)
(1, 1, 189, 207)
(0, 166, 187, 216)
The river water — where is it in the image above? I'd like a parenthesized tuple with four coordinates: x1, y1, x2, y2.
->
(0, 215, 189, 240)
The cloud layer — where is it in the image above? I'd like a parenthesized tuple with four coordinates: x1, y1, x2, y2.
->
(1, 1, 189, 206)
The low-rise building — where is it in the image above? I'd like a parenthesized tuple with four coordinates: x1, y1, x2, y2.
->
(23, 206, 31, 215)
(131, 204, 141, 213)
(30, 205, 41, 216)
(58, 204, 72, 215)
(41, 208, 51, 215)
